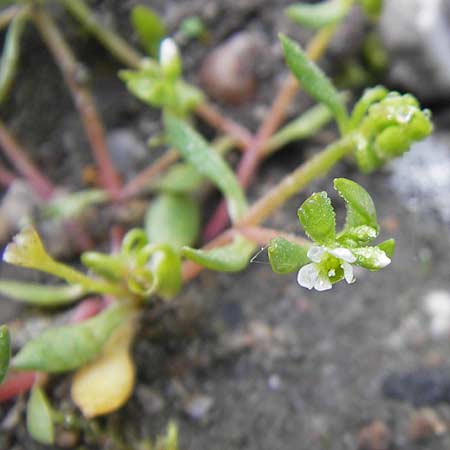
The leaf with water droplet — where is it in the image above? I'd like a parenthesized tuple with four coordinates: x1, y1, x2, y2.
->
(268, 238, 310, 274)
(298, 191, 336, 245)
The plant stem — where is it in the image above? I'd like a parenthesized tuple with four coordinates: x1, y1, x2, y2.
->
(238, 226, 309, 247)
(120, 135, 236, 199)
(183, 136, 354, 281)
(195, 101, 253, 148)
(238, 136, 354, 226)
(0, 164, 16, 187)
(203, 25, 338, 240)
(33, 8, 123, 198)
(59, 0, 142, 69)
(0, 5, 20, 31)
(0, 120, 55, 199)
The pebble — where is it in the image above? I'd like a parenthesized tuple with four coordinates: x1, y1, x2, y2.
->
(382, 366, 450, 406)
(408, 408, 447, 442)
(199, 32, 264, 105)
(357, 420, 392, 450)
(183, 394, 214, 421)
(424, 290, 450, 338)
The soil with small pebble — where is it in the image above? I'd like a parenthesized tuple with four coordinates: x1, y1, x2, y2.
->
(1, 1, 450, 449)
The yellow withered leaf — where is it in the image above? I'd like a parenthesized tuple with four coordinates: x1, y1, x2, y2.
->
(71, 316, 137, 418)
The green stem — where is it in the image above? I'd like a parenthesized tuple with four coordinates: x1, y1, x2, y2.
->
(59, 0, 142, 69)
(238, 135, 355, 227)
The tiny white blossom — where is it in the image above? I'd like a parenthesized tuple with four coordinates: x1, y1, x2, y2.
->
(297, 246, 356, 291)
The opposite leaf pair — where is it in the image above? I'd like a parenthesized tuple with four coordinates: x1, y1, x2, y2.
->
(269, 178, 395, 291)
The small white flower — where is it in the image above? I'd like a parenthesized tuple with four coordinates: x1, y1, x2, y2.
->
(297, 246, 356, 291)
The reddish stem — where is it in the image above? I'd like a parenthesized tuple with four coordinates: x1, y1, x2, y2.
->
(119, 149, 179, 200)
(0, 164, 16, 187)
(69, 297, 104, 324)
(0, 371, 36, 403)
(33, 9, 122, 198)
(195, 102, 253, 149)
(0, 120, 55, 200)
(203, 27, 337, 239)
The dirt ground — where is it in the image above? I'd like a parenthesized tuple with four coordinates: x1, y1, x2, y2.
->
(1, 1, 450, 449)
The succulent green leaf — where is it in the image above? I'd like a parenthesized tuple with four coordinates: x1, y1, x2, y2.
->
(279, 34, 349, 133)
(156, 163, 203, 193)
(0, 281, 85, 307)
(182, 235, 255, 272)
(121, 228, 148, 256)
(377, 238, 395, 258)
(333, 178, 379, 232)
(13, 304, 130, 373)
(130, 5, 166, 57)
(359, 0, 383, 18)
(140, 244, 182, 300)
(145, 193, 200, 251)
(268, 238, 310, 274)
(27, 388, 55, 445)
(0, 325, 10, 384)
(164, 113, 248, 222)
(352, 246, 391, 271)
(81, 252, 125, 281)
(0, 9, 27, 105)
(298, 191, 336, 245)
(337, 224, 378, 247)
(180, 16, 207, 40)
(44, 189, 107, 220)
(349, 86, 388, 130)
(286, 0, 352, 29)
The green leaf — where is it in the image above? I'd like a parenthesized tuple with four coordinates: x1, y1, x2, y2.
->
(348, 86, 388, 130)
(286, 0, 352, 29)
(13, 304, 130, 373)
(44, 189, 107, 220)
(130, 5, 166, 57)
(298, 191, 336, 245)
(0, 281, 85, 307)
(27, 388, 55, 445)
(268, 238, 310, 274)
(279, 34, 349, 133)
(359, 0, 383, 18)
(377, 238, 395, 258)
(81, 252, 125, 281)
(352, 246, 391, 271)
(336, 224, 378, 247)
(0, 325, 10, 384)
(180, 16, 207, 40)
(182, 235, 255, 272)
(145, 193, 200, 251)
(164, 113, 247, 222)
(139, 244, 182, 300)
(333, 178, 379, 232)
(0, 9, 27, 105)
(156, 163, 203, 193)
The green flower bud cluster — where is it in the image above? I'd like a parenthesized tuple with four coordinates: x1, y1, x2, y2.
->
(351, 88, 433, 173)
(120, 38, 203, 117)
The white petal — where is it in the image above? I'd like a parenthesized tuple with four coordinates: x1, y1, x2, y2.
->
(328, 247, 356, 263)
(374, 252, 391, 269)
(342, 262, 355, 284)
(297, 264, 319, 290)
(307, 246, 325, 263)
(314, 274, 332, 291)
(159, 38, 179, 67)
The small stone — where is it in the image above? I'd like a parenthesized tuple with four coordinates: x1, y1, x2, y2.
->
(408, 408, 447, 442)
(55, 430, 79, 448)
(267, 374, 282, 391)
(424, 290, 450, 338)
(183, 394, 214, 421)
(136, 386, 165, 415)
(106, 129, 147, 180)
(357, 420, 392, 450)
(382, 366, 450, 406)
(199, 32, 264, 105)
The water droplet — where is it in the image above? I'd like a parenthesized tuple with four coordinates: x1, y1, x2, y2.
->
(396, 107, 415, 124)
